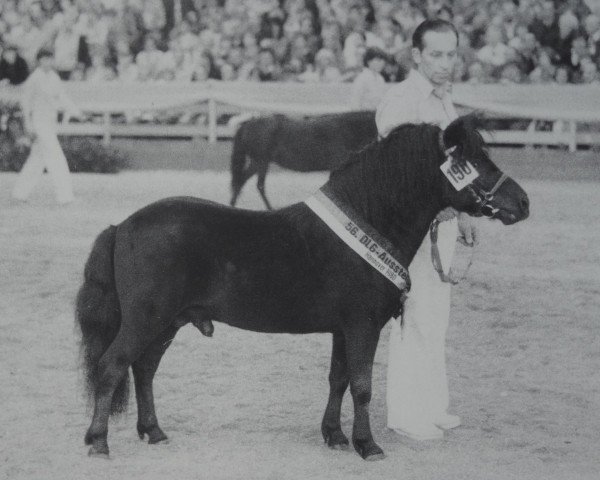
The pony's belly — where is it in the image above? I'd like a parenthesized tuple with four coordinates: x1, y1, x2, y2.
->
(215, 296, 334, 334)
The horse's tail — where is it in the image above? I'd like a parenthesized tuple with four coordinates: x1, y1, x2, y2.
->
(230, 119, 249, 204)
(76, 225, 129, 415)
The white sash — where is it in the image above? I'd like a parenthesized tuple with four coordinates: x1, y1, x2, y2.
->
(305, 189, 410, 292)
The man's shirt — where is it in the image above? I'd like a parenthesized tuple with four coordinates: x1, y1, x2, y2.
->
(375, 69, 458, 138)
(23, 68, 77, 127)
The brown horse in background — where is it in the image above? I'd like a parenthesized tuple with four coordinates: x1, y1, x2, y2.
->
(230, 110, 377, 209)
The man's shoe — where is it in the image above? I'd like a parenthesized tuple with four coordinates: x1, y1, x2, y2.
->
(391, 423, 444, 441)
(434, 414, 461, 430)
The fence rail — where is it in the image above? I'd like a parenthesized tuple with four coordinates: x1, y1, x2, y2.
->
(3, 81, 600, 151)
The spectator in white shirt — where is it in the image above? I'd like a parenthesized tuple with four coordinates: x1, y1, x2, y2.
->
(136, 36, 163, 81)
(580, 56, 599, 82)
(116, 53, 139, 82)
(583, 13, 600, 61)
(476, 25, 514, 76)
(391, 0, 425, 38)
(298, 47, 343, 83)
(86, 47, 117, 82)
(500, 0, 519, 40)
(466, 60, 488, 83)
(9, 14, 46, 69)
(53, 12, 82, 80)
(350, 47, 387, 109)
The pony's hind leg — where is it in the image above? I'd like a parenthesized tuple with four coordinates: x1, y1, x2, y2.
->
(85, 330, 141, 457)
(230, 162, 257, 207)
(85, 314, 173, 456)
(321, 331, 350, 449)
(133, 325, 178, 444)
(256, 168, 273, 210)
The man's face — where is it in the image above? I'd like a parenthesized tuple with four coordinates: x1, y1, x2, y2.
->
(39, 55, 54, 71)
(584, 15, 600, 35)
(503, 1, 516, 21)
(412, 30, 458, 87)
(368, 56, 386, 73)
(426, 0, 444, 17)
(258, 52, 274, 71)
(541, 1, 555, 23)
(485, 26, 502, 46)
(3, 49, 17, 63)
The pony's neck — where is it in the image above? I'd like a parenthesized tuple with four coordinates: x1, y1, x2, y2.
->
(333, 186, 444, 267)
(326, 142, 448, 267)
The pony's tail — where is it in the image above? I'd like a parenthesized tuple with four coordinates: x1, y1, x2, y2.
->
(230, 121, 248, 201)
(76, 225, 129, 415)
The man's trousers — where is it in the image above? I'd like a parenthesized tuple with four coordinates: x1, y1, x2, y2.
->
(386, 217, 457, 429)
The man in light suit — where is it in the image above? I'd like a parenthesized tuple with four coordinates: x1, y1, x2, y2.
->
(376, 19, 477, 441)
(12, 48, 80, 205)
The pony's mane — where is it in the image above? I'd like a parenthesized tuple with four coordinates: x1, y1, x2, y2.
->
(443, 114, 488, 160)
(328, 123, 443, 218)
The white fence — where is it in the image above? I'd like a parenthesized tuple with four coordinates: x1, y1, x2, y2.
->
(2, 81, 600, 151)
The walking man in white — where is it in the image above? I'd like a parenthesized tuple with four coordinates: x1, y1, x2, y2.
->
(12, 48, 80, 205)
(376, 19, 477, 441)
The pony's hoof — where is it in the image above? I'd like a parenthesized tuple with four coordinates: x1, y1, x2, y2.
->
(330, 442, 349, 451)
(364, 451, 386, 461)
(149, 436, 169, 445)
(148, 428, 169, 445)
(323, 429, 349, 450)
(88, 445, 109, 458)
(353, 439, 385, 461)
(138, 424, 168, 444)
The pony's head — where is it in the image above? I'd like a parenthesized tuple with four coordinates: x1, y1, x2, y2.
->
(440, 115, 529, 225)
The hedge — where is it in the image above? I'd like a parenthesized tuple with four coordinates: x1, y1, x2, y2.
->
(0, 102, 127, 173)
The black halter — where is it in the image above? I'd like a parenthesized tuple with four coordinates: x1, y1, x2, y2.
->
(438, 129, 509, 218)
(468, 172, 509, 217)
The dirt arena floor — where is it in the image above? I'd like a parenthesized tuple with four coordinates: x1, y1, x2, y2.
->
(1, 143, 599, 480)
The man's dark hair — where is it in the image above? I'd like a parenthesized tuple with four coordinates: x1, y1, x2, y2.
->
(363, 47, 388, 66)
(36, 47, 54, 61)
(412, 19, 459, 51)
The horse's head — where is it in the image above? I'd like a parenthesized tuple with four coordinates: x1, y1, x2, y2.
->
(440, 115, 529, 225)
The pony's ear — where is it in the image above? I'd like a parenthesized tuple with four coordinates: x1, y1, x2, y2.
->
(442, 112, 486, 155)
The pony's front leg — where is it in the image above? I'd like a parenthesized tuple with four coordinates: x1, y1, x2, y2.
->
(133, 325, 178, 444)
(345, 323, 384, 460)
(321, 331, 350, 449)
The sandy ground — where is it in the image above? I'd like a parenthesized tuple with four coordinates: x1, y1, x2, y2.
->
(1, 146, 599, 480)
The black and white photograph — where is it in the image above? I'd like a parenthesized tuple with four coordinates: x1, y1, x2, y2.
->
(1, 1, 598, 479)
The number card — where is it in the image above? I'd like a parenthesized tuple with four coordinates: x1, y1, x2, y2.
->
(440, 158, 479, 191)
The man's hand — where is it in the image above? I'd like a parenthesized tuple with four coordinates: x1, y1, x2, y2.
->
(457, 212, 478, 247)
(436, 206, 457, 222)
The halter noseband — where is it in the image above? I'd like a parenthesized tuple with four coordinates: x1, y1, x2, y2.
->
(468, 172, 509, 217)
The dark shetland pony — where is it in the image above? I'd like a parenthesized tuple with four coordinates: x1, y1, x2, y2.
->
(229, 110, 377, 209)
(77, 116, 529, 461)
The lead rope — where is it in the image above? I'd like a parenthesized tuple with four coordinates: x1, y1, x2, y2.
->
(430, 219, 476, 284)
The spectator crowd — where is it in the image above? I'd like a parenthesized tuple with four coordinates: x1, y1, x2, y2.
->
(1, 0, 600, 86)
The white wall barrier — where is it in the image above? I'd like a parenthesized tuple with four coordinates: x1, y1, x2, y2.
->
(2, 81, 600, 151)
